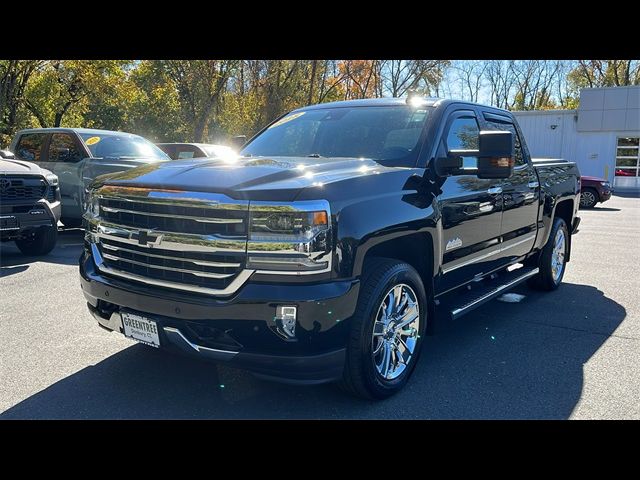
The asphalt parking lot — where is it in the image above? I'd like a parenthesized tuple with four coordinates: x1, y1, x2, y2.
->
(1, 193, 639, 419)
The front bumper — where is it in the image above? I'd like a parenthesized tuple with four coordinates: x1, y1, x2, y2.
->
(0, 200, 60, 238)
(600, 188, 612, 202)
(80, 251, 359, 384)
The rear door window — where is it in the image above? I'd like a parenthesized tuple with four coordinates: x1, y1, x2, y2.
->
(175, 145, 203, 159)
(15, 133, 48, 162)
(483, 115, 526, 166)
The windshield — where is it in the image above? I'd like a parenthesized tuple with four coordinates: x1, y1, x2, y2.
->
(80, 132, 170, 160)
(241, 105, 431, 167)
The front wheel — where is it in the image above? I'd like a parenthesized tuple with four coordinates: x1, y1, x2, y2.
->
(340, 258, 427, 400)
(15, 226, 58, 256)
(527, 217, 569, 291)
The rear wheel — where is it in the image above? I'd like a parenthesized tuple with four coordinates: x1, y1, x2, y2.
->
(340, 258, 427, 400)
(527, 217, 568, 291)
(15, 226, 58, 256)
(579, 188, 598, 208)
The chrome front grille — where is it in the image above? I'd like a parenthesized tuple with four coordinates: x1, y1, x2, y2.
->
(99, 197, 247, 236)
(88, 187, 253, 296)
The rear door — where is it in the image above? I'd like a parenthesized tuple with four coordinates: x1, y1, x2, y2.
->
(47, 132, 88, 219)
(436, 110, 505, 292)
(482, 112, 540, 260)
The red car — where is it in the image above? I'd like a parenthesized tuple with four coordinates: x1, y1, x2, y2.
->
(580, 175, 613, 208)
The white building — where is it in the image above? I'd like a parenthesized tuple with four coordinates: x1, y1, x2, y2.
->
(513, 86, 640, 191)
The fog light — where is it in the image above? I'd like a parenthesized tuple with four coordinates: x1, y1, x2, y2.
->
(276, 305, 297, 338)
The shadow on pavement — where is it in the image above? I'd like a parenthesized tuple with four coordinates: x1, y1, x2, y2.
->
(0, 282, 625, 419)
(0, 229, 84, 275)
(587, 207, 621, 212)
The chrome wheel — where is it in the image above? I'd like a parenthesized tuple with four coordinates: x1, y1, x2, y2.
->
(580, 190, 596, 208)
(371, 284, 420, 381)
(551, 229, 566, 283)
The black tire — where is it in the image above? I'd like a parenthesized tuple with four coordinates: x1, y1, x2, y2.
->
(527, 217, 569, 291)
(15, 226, 58, 256)
(340, 258, 428, 400)
(61, 217, 83, 228)
(579, 188, 598, 209)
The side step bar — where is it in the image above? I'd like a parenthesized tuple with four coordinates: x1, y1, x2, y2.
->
(449, 267, 539, 320)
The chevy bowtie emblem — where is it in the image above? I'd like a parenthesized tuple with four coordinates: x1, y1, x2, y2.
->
(133, 230, 163, 247)
(0, 178, 10, 193)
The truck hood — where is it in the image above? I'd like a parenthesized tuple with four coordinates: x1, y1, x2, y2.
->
(98, 156, 393, 201)
(0, 158, 52, 176)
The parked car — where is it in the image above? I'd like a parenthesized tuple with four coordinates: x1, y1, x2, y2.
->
(9, 128, 170, 227)
(0, 150, 61, 255)
(156, 143, 236, 160)
(80, 97, 581, 399)
(580, 175, 613, 208)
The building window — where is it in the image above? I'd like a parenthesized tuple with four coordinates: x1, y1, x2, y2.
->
(614, 137, 640, 188)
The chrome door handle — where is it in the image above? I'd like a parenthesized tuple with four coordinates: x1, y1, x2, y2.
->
(528, 181, 539, 188)
(487, 186, 502, 195)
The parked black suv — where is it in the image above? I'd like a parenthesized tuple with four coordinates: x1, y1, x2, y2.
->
(80, 98, 580, 399)
(1, 151, 61, 255)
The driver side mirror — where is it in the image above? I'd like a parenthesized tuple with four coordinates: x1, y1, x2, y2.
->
(0, 149, 15, 159)
(435, 130, 514, 179)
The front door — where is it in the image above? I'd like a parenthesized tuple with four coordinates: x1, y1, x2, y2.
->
(436, 110, 504, 293)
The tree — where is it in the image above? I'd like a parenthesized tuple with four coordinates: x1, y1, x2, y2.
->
(24, 60, 131, 128)
(339, 60, 381, 99)
(381, 60, 450, 98)
(568, 60, 640, 88)
(0, 60, 42, 144)
(161, 60, 239, 142)
(449, 60, 487, 102)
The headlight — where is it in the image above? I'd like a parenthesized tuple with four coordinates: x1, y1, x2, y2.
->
(247, 200, 331, 274)
(600, 181, 610, 187)
(45, 174, 58, 186)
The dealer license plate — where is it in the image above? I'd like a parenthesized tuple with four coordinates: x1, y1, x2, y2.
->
(121, 312, 160, 348)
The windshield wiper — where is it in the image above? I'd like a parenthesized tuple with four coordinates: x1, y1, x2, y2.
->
(307, 153, 323, 158)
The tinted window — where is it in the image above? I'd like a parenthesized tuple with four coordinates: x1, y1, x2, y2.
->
(15, 133, 47, 162)
(49, 133, 83, 162)
(242, 106, 431, 167)
(485, 119, 525, 166)
(175, 145, 202, 159)
(79, 133, 169, 160)
(156, 144, 176, 159)
(446, 116, 479, 169)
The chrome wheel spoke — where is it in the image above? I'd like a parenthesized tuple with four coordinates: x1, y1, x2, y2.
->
(397, 335, 413, 354)
(373, 321, 386, 337)
(381, 343, 392, 378)
(396, 304, 418, 329)
(393, 285, 403, 308)
(373, 339, 384, 356)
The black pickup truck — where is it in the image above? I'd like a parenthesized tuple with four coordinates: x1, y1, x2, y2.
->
(80, 98, 581, 399)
